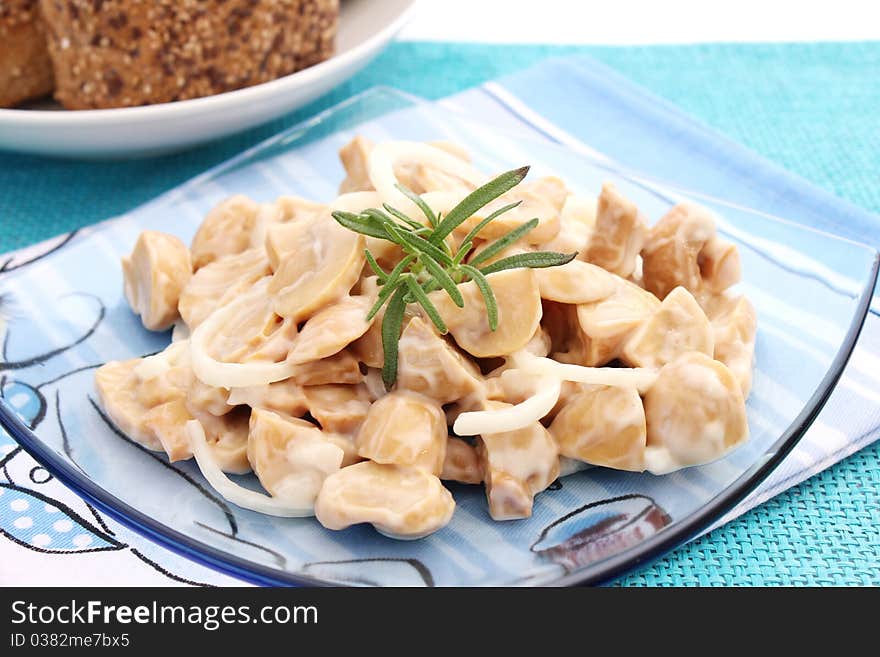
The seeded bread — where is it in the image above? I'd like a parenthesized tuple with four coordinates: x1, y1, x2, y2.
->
(39, 0, 339, 110)
(0, 0, 54, 107)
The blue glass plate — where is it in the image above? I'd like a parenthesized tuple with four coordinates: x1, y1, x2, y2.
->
(1, 88, 877, 586)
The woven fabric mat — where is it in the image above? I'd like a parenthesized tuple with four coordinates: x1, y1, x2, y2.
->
(1, 41, 878, 585)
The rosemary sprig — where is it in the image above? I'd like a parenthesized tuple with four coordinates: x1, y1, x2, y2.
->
(331, 166, 576, 388)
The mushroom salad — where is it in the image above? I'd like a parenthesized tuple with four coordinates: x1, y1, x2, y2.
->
(95, 137, 757, 540)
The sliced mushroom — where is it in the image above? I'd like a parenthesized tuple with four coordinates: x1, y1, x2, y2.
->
(441, 437, 482, 485)
(315, 461, 455, 539)
(303, 384, 372, 436)
(396, 316, 485, 404)
(226, 378, 309, 417)
(288, 294, 376, 364)
(289, 350, 363, 386)
(269, 213, 365, 322)
(190, 195, 261, 270)
(430, 268, 543, 358)
(95, 358, 164, 451)
(535, 259, 617, 305)
(641, 202, 717, 299)
(452, 176, 567, 245)
(189, 407, 251, 474)
(179, 248, 271, 329)
(263, 197, 329, 270)
(622, 286, 714, 368)
(582, 182, 647, 278)
(187, 376, 232, 417)
(338, 135, 375, 194)
(704, 293, 757, 397)
(699, 236, 742, 294)
(549, 385, 646, 472)
(355, 391, 447, 475)
(122, 231, 192, 331)
(643, 352, 748, 474)
(539, 194, 596, 255)
(476, 401, 559, 520)
(247, 409, 344, 506)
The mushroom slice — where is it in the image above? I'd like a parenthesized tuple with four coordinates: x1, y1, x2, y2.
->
(122, 231, 192, 332)
(315, 461, 455, 539)
(431, 268, 542, 358)
(95, 358, 164, 451)
(476, 401, 560, 520)
(262, 197, 329, 269)
(582, 182, 647, 278)
(451, 176, 567, 245)
(643, 352, 748, 474)
(179, 248, 271, 329)
(535, 260, 617, 305)
(355, 391, 447, 475)
(441, 437, 482, 485)
(549, 385, 646, 472)
(704, 294, 757, 397)
(288, 294, 375, 365)
(338, 135, 376, 193)
(269, 213, 365, 322)
(641, 202, 717, 299)
(247, 409, 343, 507)
(396, 316, 485, 404)
(189, 407, 251, 474)
(289, 350, 363, 386)
(303, 384, 372, 436)
(699, 237, 742, 294)
(622, 286, 714, 369)
(540, 194, 596, 255)
(187, 376, 232, 416)
(190, 195, 261, 270)
(226, 379, 309, 417)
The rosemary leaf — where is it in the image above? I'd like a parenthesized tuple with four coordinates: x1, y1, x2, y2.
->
(385, 221, 454, 267)
(460, 200, 523, 247)
(469, 217, 539, 267)
(394, 183, 438, 227)
(480, 251, 577, 275)
(459, 264, 498, 330)
(364, 249, 388, 283)
(452, 240, 473, 266)
(331, 210, 391, 241)
(404, 277, 448, 334)
(430, 166, 530, 245)
(421, 254, 464, 307)
(381, 285, 409, 389)
(381, 204, 425, 231)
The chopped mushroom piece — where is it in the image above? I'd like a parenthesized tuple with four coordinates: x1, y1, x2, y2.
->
(355, 391, 447, 475)
(269, 213, 365, 322)
(179, 248, 271, 328)
(263, 197, 329, 270)
(549, 385, 646, 472)
(122, 231, 192, 332)
(95, 358, 165, 451)
(181, 406, 252, 474)
(703, 294, 757, 396)
(288, 294, 376, 364)
(622, 286, 714, 368)
(190, 195, 261, 270)
(289, 350, 363, 386)
(247, 409, 343, 507)
(396, 317, 485, 404)
(582, 182, 647, 278)
(641, 202, 717, 299)
(643, 352, 748, 474)
(315, 461, 455, 539)
(441, 437, 482, 485)
(476, 401, 560, 520)
(431, 269, 543, 358)
(535, 260, 617, 305)
(540, 194, 596, 255)
(226, 379, 309, 417)
(338, 135, 375, 193)
(187, 376, 232, 416)
(303, 384, 372, 436)
(699, 237, 742, 294)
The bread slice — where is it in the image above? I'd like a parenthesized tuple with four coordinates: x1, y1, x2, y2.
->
(0, 1, 54, 108)
(39, 0, 339, 110)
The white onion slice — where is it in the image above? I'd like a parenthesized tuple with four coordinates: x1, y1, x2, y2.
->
(133, 340, 189, 381)
(368, 141, 486, 215)
(186, 420, 314, 517)
(453, 377, 561, 436)
(189, 280, 298, 388)
(519, 356, 658, 394)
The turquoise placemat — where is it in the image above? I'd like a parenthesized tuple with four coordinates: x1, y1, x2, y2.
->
(1, 41, 878, 585)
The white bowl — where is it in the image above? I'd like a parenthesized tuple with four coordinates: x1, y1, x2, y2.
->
(0, 0, 417, 159)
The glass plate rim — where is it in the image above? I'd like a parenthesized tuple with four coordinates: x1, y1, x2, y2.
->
(1, 86, 877, 587)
